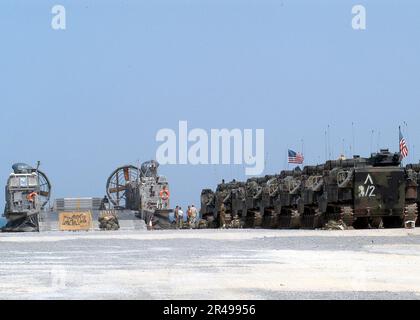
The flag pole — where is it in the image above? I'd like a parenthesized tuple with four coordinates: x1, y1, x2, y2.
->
(399, 125, 401, 155)
(399, 125, 402, 167)
(301, 139, 304, 166)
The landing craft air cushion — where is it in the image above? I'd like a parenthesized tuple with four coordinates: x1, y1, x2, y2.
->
(106, 160, 173, 229)
(2, 163, 51, 232)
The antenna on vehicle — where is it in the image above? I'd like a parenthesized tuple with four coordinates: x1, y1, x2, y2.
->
(370, 129, 374, 153)
(413, 144, 416, 163)
(301, 138, 304, 157)
(352, 122, 355, 156)
(265, 151, 268, 174)
(404, 121, 410, 162)
(327, 124, 331, 160)
(324, 130, 327, 161)
(137, 159, 141, 183)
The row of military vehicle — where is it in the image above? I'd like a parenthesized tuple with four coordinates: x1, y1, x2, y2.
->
(200, 149, 420, 229)
(3, 160, 171, 232)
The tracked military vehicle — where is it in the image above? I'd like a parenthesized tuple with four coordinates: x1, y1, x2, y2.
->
(106, 160, 172, 228)
(200, 188, 217, 227)
(244, 175, 283, 228)
(200, 149, 418, 229)
(2, 163, 51, 232)
(230, 181, 247, 228)
(200, 179, 246, 228)
(214, 180, 239, 228)
(276, 168, 304, 228)
(244, 177, 265, 228)
(305, 150, 417, 229)
(404, 163, 420, 227)
(261, 174, 281, 228)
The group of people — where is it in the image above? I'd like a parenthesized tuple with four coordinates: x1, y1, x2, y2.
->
(174, 205, 198, 228)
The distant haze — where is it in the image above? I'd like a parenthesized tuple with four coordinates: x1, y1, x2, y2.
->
(0, 0, 419, 210)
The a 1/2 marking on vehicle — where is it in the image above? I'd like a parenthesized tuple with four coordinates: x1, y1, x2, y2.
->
(358, 174, 376, 198)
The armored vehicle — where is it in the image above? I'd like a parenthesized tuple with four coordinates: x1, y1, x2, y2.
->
(200, 149, 418, 229)
(319, 150, 416, 229)
(230, 181, 247, 228)
(276, 168, 304, 228)
(3, 163, 51, 232)
(214, 180, 237, 228)
(106, 160, 172, 228)
(201, 179, 246, 228)
(244, 176, 268, 228)
(260, 174, 281, 228)
(200, 188, 216, 227)
(404, 163, 420, 227)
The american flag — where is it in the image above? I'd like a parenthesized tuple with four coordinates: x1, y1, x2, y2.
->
(288, 149, 304, 164)
(399, 127, 409, 159)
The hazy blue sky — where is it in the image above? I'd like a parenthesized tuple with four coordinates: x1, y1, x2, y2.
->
(0, 0, 419, 210)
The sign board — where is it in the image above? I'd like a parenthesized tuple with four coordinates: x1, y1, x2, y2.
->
(59, 211, 93, 231)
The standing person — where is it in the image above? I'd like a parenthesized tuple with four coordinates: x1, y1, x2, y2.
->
(187, 206, 192, 226)
(178, 207, 184, 228)
(190, 205, 198, 226)
(174, 206, 179, 228)
(99, 195, 109, 210)
(219, 203, 226, 229)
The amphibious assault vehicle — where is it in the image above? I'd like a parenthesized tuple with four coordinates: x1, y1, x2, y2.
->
(200, 149, 418, 229)
(2, 163, 51, 232)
